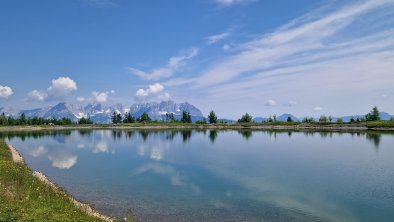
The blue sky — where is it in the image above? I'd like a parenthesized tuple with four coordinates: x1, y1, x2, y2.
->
(0, 0, 393, 118)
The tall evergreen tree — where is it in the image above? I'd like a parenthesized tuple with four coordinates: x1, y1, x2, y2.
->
(366, 106, 380, 121)
(139, 112, 151, 123)
(116, 113, 122, 123)
(181, 111, 192, 123)
(123, 112, 135, 123)
(112, 112, 118, 124)
(166, 113, 176, 122)
(0, 112, 7, 125)
(19, 113, 27, 125)
(208, 110, 218, 124)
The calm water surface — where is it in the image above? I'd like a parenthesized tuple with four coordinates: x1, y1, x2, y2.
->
(3, 130, 394, 222)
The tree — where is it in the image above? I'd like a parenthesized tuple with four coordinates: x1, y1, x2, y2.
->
(111, 112, 123, 124)
(238, 113, 253, 123)
(273, 114, 277, 122)
(196, 118, 207, 124)
(208, 110, 217, 124)
(123, 112, 135, 123)
(0, 112, 8, 125)
(302, 117, 314, 123)
(366, 106, 380, 121)
(139, 112, 151, 123)
(165, 113, 176, 122)
(181, 111, 192, 123)
(336, 118, 344, 123)
(287, 116, 293, 122)
(112, 112, 118, 124)
(116, 113, 122, 123)
(19, 113, 27, 125)
(78, 117, 93, 124)
(350, 117, 355, 123)
(328, 116, 333, 122)
(319, 115, 328, 122)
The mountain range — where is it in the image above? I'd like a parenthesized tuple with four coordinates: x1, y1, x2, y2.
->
(0, 101, 203, 123)
(0, 101, 393, 123)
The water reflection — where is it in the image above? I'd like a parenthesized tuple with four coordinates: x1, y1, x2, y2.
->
(3, 129, 394, 222)
(366, 133, 381, 150)
(1, 130, 390, 151)
(209, 130, 218, 143)
(238, 130, 253, 140)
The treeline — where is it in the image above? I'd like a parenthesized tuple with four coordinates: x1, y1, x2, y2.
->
(0, 113, 73, 126)
(1, 106, 390, 126)
(111, 111, 193, 124)
(208, 106, 390, 124)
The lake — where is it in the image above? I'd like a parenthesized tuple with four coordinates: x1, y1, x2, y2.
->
(3, 129, 394, 222)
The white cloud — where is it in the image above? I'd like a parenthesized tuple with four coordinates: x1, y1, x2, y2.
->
(135, 83, 166, 100)
(48, 153, 78, 170)
(134, 163, 186, 186)
(288, 101, 298, 107)
(214, 0, 257, 7)
(128, 48, 198, 80)
(47, 77, 77, 97)
(92, 91, 109, 103)
(0, 85, 13, 99)
(207, 31, 231, 45)
(313, 106, 323, 112)
(28, 90, 48, 102)
(27, 76, 77, 102)
(381, 94, 388, 98)
(76, 97, 85, 102)
(158, 92, 171, 100)
(110, 90, 115, 94)
(265, 99, 277, 106)
(29, 146, 47, 157)
(94, 141, 109, 153)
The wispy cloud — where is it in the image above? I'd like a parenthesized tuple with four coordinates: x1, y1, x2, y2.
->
(76, 97, 85, 102)
(193, 0, 394, 87)
(213, 0, 257, 7)
(81, 0, 118, 7)
(207, 31, 232, 45)
(128, 48, 198, 81)
(166, 0, 394, 116)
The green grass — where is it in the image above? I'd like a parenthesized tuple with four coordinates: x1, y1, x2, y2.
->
(0, 140, 107, 222)
(365, 120, 394, 128)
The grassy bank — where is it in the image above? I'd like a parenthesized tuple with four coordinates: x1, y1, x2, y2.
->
(0, 120, 394, 132)
(0, 139, 108, 222)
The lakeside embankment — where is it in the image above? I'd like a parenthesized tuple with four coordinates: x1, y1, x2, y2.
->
(0, 121, 393, 132)
(0, 139, 113, 222)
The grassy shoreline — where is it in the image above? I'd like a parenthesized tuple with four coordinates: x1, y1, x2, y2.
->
(0, 121, 393, 132)
(0, 139, 111, 222)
